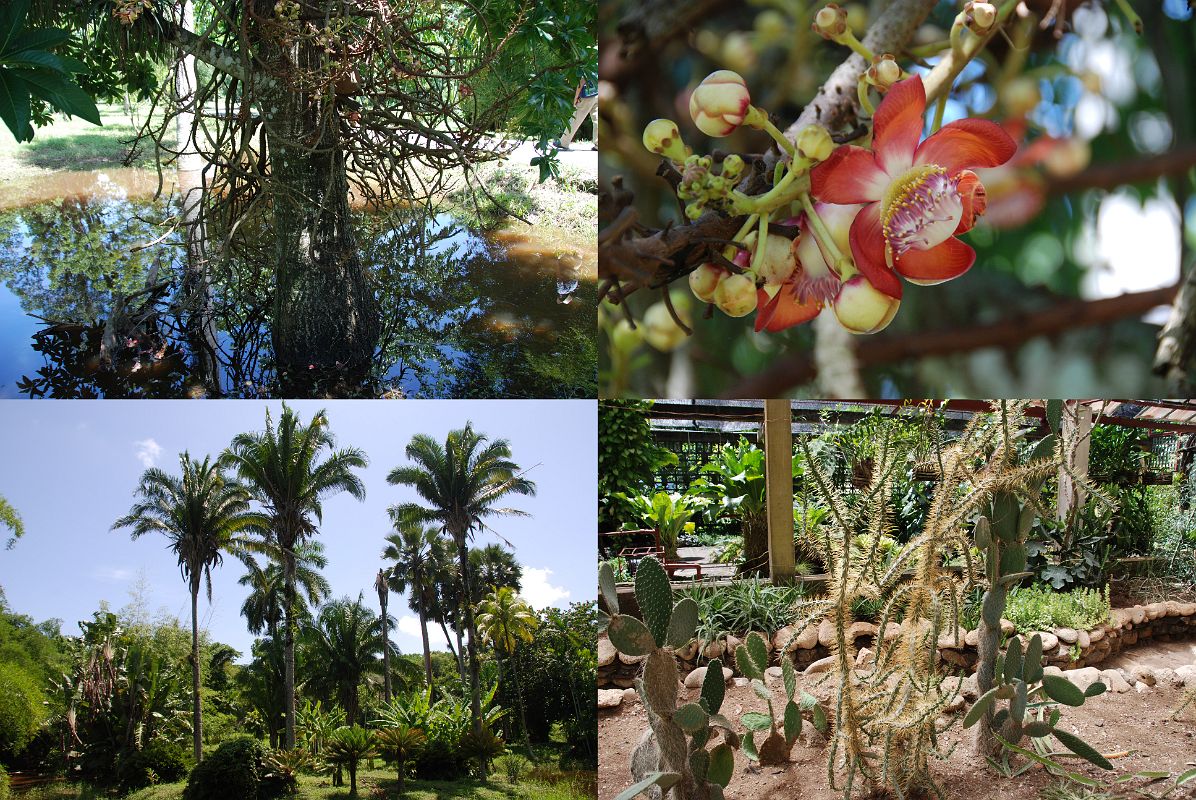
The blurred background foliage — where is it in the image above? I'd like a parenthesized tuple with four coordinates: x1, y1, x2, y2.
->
(598, 0, 1196, 397)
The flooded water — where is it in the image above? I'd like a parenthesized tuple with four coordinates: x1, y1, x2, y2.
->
(0, 170, 595, 398)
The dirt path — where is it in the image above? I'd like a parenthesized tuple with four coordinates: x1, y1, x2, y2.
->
(1104, 639, 1196, 672)
(599, 678, 1196, 800)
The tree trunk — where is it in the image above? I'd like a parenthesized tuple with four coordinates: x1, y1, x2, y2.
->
(416, 578, 434, 687)
(510, 651, 533, 757)
(380, 587, 392, 704)
(190, 583, 204, 763)
(455, 532, 483, 734)
(741, 513, 769, 577)
(252, 3, 381, 384)
(283, 544, 297, 749)
(175, 0, 222, 396)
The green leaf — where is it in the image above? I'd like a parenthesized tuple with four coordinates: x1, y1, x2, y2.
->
(700, 658, 725, 715)
(674, 703, 709, 734)
(2, 49, 65, 73)
(741, 711, 772, 732)
(6, 28, 68, 54)
(1022, 721, 1052, 738)
(635, 558, 672, 648)
(598, 561, 619, 615)
(666, 597, 698, 648)
(963, 687, 1000, 729)
(10, 67, 100, 125)
(1004, 637, 1023, 683)
(707, 743, 734, 787)
(1040, 674, 1085, 707)
(1176, 768, 1196, 786)
(0, 69, 31, 142)
(1051, 727, 1113, 770)
(688, 748, 709, 782)
(782, 658, 796, 701)
(783, 699, 801, 745)
(1023, 635, 1043, 683)
(1046, 400, 1063, 434)
(1083, 682, 1106, 698)
(745, 631, 769, 675)
(0, 0, 30, 56)
(614, 772, 681, 800)
(811, 703, 828, 733)
(751, 678, 772, 701)
(607, 614, 655, 657)
(742, 731, 758, 761)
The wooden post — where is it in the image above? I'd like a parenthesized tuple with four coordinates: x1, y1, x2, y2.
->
(763, 399, 796, 582)
(1057, 402, 1093, 522)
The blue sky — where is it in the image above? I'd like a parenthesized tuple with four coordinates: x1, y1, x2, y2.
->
(0, 400, 596, 662)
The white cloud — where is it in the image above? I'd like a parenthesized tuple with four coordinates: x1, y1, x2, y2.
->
(397, 616, 424, 638)
(134, 438, 162, 468)
(520, 567, 570, 610)
(94, 566, 134, 582)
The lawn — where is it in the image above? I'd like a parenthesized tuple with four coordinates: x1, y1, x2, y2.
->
(14, 768, 594, 800)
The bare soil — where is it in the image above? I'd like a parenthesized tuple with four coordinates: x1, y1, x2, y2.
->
(599, 676, 1196, 800)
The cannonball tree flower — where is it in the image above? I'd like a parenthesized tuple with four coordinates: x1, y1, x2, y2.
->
(689, 262, 728, 303)
(643, 118, 691, 162)
(743, 230, 799, 285)
(714, 272, 758, 317)
(642, 299, 692, 352)
(810, 75, 1016, 297)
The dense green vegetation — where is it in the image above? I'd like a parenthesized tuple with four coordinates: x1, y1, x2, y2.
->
(0, 407, 595, 798)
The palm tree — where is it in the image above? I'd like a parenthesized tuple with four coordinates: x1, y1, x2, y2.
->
(475, 586, 538, 755)
(222, 404, 368, 748)
(302, 594, 390, 726)
(469, 543, 522, 604)
(239, 541, 332, 637)
(381, 521, 444, 688)
(374, 567, 392, 703)
(387, 423, 536, 735)
(112, 452, 266, 763)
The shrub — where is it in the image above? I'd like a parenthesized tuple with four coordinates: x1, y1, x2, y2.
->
(1001, 585, 1111, 634)
(493, 753, 529, 784)
(117, 739, 191, 792)
(0, 661, 47, 757)
(0, 762, 9, 800)
(374, 725, 425, 794)
(183, 736, 288, 800)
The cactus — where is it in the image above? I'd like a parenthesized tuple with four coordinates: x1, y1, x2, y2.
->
(735, 632, 827, 765)
(963, 633, 1113, 774)
(603, 557, 739, 800)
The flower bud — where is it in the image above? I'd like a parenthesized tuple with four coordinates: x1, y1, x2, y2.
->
(721, 32, 757, 75)
(642, 300, 691, 352)
(642, 118, 690, 162)
(754, 9, 787, 42)
(812, 4, 848, 39)
(609, 318, 643, 352)
(796, 125, 834, 162)
(964, 2, 997, 34)
(714, 273, 758, 317)
(866, 54, 902, 91)
(689, 70, 751, 137)
(833, 275, 900, 333)
(689, 263, 727, 303)
(1001, 76, 1040, 118)
(721, 154, 745, 181)
(744, 230, 798, 285)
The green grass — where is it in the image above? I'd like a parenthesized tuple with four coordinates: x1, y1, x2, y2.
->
(15, 768, 594, 800)
(0, 103, 169, 181)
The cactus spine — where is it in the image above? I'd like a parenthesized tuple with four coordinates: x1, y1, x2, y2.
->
(602, 557, 739, 800)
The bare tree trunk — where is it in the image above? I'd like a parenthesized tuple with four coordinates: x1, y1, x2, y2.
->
(252, 1, 381, 385)
(455, 533, 484, 734)
(175, 0, 222, 395)
(190, 584, 204, 763)
(283, 545, 297, 749)
(416, 590, 434, 687)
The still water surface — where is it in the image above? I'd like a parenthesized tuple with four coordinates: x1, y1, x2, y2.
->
(0, 170, 595, 398)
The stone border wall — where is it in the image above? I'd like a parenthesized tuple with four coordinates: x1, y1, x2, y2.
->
(598, 601, 1196, 689)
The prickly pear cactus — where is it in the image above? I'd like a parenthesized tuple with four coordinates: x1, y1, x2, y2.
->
(963, 633, 1113, 772)
(602, 558, 740, 800)
(735, 632, 826, 765)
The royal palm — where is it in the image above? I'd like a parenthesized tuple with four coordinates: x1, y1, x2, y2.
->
(387, 423, 536, 734)
(113, 452, 266, 763)
(222, 405, 367, 748)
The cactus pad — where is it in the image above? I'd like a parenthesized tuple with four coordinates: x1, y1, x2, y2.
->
(666, 597, 699, 648)
(635, 558, 673, 648)
(608, 614, 656, 657)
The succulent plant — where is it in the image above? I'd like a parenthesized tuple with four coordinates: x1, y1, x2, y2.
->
(735, 631, 826, 765)
(602, 557, 739, 800)
(963, 632, 1112, 774)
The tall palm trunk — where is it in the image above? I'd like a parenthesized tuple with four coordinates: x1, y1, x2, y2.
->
(283, 542, 297, 749)
(415, 573, 434, 687)
(454, 531, 483, 734)
(378, 571, 392, 703)
(190, 581, 204, 763)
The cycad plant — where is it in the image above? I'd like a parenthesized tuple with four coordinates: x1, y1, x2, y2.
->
(374, 725, 425, 795)
(324, 726, 377, 797)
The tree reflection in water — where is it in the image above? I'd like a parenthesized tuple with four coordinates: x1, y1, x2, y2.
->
(0, 185, 595, 398)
